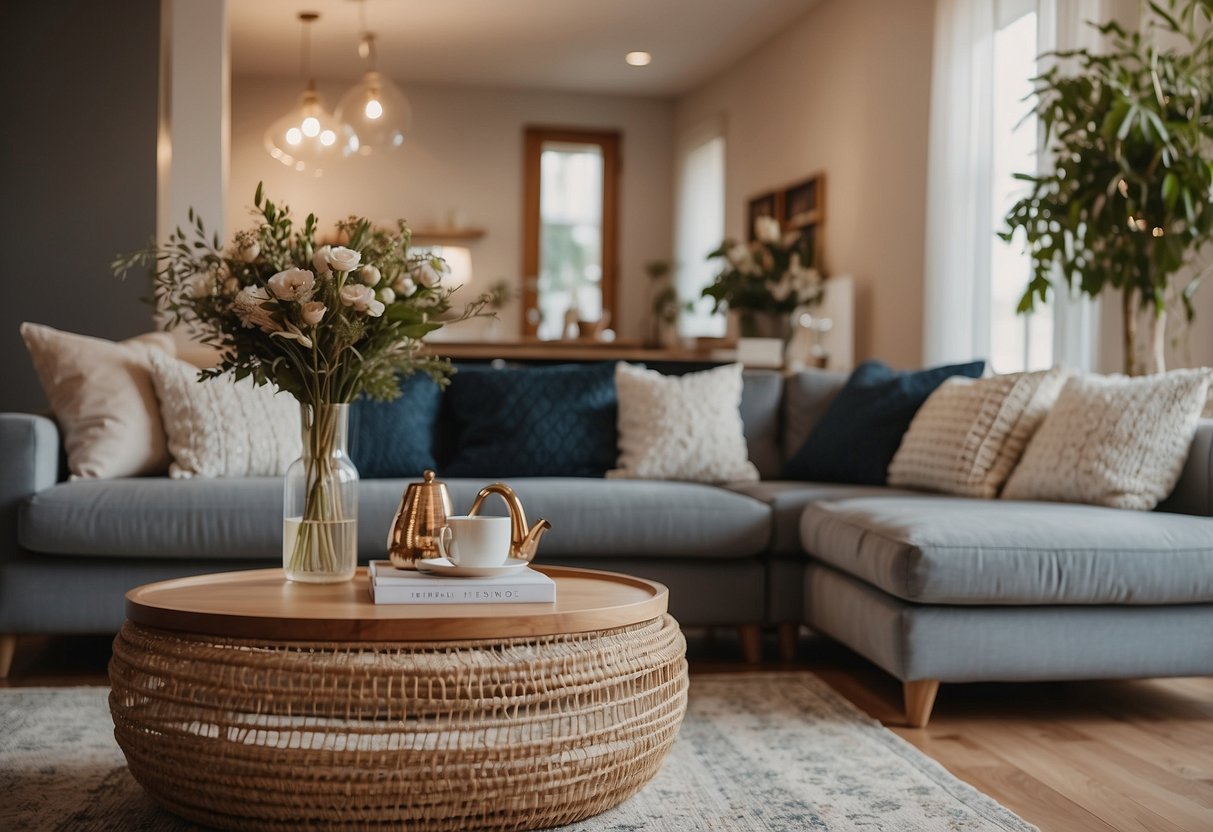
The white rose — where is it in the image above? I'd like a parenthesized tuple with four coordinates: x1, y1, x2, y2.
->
(754, 216, 781, 244)
(416, 261, 441, 288)
(238, 241, 260, 263)
(300, 301, 326, 326)
(377, 287, 395, 304)
(340, 283, 383, 314)
(188, 273, 213, 299)
(358, 264, 381, 286)
(267, 268, 315, 302)
(393, 275, 417, 296)
(327, 246, 361, 272)
(770, 273, 793, 302)
(727, 243, 751, 267)
(312, 245, 332, 274)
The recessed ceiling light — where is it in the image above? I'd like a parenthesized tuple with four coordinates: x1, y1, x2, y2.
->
(625, 51, 652, 67)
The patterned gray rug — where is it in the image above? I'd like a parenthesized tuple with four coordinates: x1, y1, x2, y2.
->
(1, 672, 1035, 831)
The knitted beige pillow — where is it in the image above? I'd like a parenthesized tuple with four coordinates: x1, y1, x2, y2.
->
(1002, 369, 1212, 510)
(20, 322, 176, 479)
(608, 362, 759, 484)
(147, 350, 301, 479)
(887, 367, 1067, 498)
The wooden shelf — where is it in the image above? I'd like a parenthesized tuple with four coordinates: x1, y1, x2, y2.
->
(409, 227, 486, 243)
(425, 340, 730, 364)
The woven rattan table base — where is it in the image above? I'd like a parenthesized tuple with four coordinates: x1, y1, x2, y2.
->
(109, 615, 688, 831)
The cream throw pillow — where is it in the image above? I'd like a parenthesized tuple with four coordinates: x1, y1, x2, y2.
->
(148, 350, 301, 479)
(608, 362, 759, 484)
(1002, 369, 1212, 510)
(888, 367, 1067, 498)
(20, 322, 175, 479)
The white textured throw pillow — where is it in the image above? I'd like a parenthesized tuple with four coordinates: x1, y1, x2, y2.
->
(1002, 369, 1212, 510)
(888, 367, 1067, 498)
(148, 350, 302, 479)
(20, 322, 176, 479)
(609, 362, 759, 484)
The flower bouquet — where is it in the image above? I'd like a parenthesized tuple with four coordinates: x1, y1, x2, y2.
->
(703, 216, 823, 338)
(114, 184, 489, 582)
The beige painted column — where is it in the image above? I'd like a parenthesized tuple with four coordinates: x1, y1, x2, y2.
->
(158, 0, 229, 245)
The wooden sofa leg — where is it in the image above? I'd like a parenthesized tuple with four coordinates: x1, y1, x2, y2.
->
(0, 635, 16, 679)
(777, 622, 800, 663)
(903, 680, 940, 728)
(738, 624, 762, 664)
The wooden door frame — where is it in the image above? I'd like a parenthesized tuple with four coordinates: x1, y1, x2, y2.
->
(522, 126, 620, 338)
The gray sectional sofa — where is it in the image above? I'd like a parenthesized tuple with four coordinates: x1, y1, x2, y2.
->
(2, 368, 1211, 725)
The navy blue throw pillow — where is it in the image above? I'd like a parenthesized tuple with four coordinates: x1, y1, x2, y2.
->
(443, 363, 618, 478)
(348, 373, 442, 478)
(783, 359, 985, 485)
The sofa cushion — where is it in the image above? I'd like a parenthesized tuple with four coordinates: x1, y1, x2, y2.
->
(783, 360, 985, 485)
(21, 477, 771, 561)
(727, 481, 919, 553)
(739, 370, 784, 480)
(800, 496, 1213, 605)
(444, 363, 618, 478)
(349, 373, 442, 478)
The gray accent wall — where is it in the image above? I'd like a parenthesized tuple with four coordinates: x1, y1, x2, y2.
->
(0, 0, 160, 413)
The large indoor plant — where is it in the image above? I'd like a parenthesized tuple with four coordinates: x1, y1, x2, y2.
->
(704, 216, 823, 339)
(115, 184, 487, 582)
(1002, 0, 1213, 374)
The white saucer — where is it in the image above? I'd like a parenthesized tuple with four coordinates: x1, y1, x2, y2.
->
(415, 557, 531, 578)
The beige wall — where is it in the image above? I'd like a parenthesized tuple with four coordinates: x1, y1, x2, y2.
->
(229, 78, 674, 341)
(675, 0, 935, 366)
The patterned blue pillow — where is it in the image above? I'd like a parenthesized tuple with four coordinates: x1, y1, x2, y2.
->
(348, 373, 441, 478)
(783, 359, 985, 485)
(443, 363, 618, 478)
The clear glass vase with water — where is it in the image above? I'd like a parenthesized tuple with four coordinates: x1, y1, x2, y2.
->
(283, 403, 359, 583)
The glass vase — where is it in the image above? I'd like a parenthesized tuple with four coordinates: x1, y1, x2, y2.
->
(283, 403, 358, 583)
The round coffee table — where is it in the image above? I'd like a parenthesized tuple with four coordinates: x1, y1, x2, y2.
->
(108, 565, 687, 831)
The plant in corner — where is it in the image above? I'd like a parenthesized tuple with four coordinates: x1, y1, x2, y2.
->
(703, 216, 823, 339)
(1002, 0, 1213, 374)
(114, 184, 490, 582)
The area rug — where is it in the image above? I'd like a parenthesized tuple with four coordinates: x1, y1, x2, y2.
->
(0, 672, 1035, 831)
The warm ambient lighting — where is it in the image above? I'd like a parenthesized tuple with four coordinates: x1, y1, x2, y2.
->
(263, 12, 341, 175)
(336, 4, 410, 156)
(625, 51, 652, 66)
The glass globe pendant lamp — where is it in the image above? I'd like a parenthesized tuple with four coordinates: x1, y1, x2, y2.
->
(335, 32, 411, 156)
(263, 12, 342, 176)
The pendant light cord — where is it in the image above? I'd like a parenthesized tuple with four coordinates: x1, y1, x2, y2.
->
(299, 12, 319, 88)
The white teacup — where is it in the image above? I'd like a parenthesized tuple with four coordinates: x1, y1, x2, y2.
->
(437, 516, 512, 567)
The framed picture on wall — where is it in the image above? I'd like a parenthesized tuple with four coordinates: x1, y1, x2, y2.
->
(747, 192, 779, 241)
(781, 174, 823, 229)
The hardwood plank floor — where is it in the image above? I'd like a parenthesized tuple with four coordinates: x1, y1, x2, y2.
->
(4, 628, 1212, 832)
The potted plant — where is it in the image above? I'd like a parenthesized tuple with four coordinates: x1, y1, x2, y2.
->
(703, 216, 823, 340)
(1002, 0, 1213, 374)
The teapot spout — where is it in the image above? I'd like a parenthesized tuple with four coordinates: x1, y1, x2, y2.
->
(517, 519, 552, 562)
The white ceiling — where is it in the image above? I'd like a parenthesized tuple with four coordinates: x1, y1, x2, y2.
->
(229, 0, 821, 97)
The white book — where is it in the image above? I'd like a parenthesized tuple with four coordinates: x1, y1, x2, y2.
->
(368, 560, 556, 605)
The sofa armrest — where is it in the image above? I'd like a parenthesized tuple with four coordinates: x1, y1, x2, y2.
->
(0, 414, 61, 558)
(1160, 420, 1213, 517)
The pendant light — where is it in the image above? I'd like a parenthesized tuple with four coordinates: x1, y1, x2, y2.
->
(335, 0, 411, 156)
(264, 12, 342, 176)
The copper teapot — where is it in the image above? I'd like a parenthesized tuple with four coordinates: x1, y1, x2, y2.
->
(386, 470, 453, 569)
(468, 482, 552, 562)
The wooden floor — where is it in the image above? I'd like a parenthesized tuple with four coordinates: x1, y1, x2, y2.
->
(4, 628, 1212, 832)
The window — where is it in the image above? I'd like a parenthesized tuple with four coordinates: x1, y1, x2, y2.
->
(989, 4, 1052, 372)
(675, 131, 726, 337)
(522, 128, 619, 340)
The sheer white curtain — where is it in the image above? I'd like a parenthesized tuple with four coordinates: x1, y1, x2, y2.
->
(923, 0, 1123, 370)
(674, 115, 727, 337)
(923, 0, 996, 365)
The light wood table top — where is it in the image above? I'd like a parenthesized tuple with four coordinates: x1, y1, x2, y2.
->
(125, 565, 668, 642)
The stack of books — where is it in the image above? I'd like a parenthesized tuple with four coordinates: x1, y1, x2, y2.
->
(368, 560, 557, 605)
